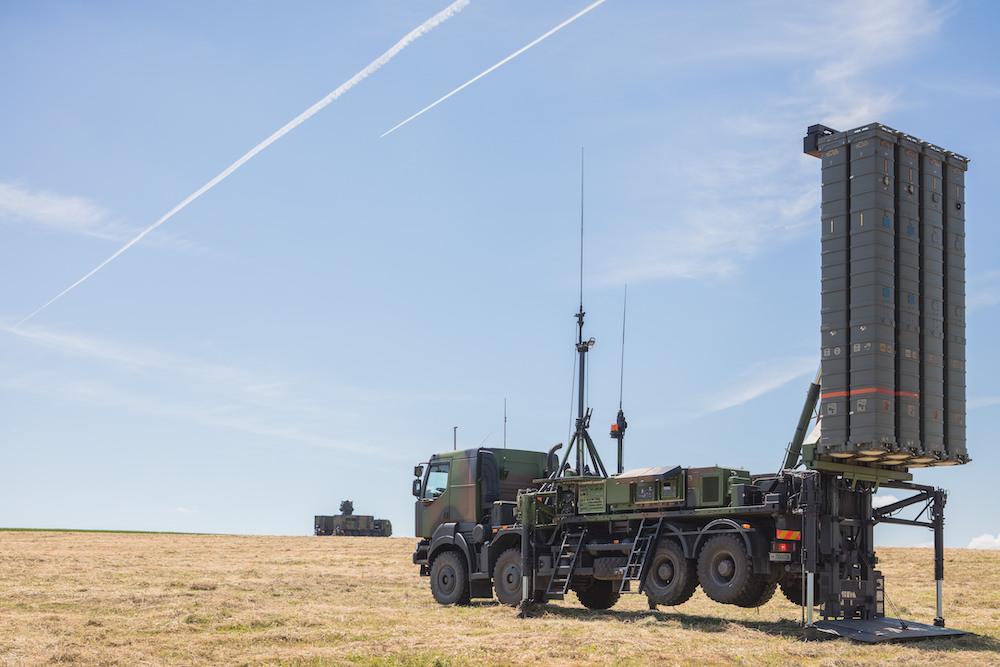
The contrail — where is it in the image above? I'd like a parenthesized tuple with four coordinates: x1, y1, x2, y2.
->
(16, 0, 470, 327)
(381, 0, 607, 138)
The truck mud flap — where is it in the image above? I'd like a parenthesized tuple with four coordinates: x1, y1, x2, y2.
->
(811, 618, 967, 643)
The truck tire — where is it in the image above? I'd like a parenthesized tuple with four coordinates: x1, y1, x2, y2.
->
(779, 575, 817, 606)
(430, 551, 470, 606)
(644, 540, 698, 606)
(574, 580, 620, 610)
(493, 548, 523, 607)
(735, 576, 777, 608)
(696, 533, 757, 606)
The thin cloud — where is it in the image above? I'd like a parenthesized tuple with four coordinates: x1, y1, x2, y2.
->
(680, 1, 948, 127)
(0, 323, 275, 398)
(16, 0, 470, 326)
(807, 1, 947, 127)
(381, 0, 607, 137)
(0, 182, 121, 240)
(597, 153, 817, 284)
(0, 324, 362, 429)
(968, 533, 1000, 549)
(702, 355, 816, 415)
(0, 323, 465, 408)
(0, 322, 470, 456)
(0, 371, 390, 459)
(596, 0, 948, 286)
(2, 323, 182, 369)
(0, 181, 199, 252)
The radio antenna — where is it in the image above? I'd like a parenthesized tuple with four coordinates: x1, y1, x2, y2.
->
(548, 147, 608, 485)
(611, 284, 628, 473)
(579, 147, 585, 311)
(618, 284, 627, 410)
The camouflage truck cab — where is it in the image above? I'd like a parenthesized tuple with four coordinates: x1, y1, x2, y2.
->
(411, 447, 550, 603)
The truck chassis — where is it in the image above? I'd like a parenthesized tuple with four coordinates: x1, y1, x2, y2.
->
(413, 462, 961, 642)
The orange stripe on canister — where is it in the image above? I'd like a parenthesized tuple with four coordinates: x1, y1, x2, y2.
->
(820, 387, 920, 400)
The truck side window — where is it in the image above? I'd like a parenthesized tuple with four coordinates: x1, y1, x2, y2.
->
(423, 462, 449, 500)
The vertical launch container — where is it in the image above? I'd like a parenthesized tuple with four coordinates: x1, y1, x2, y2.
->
(810, 123, 969, 468)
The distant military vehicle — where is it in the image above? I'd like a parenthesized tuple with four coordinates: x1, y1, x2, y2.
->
(314, 500, 392, 537)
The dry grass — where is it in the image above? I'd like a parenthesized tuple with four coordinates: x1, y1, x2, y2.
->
(1, 531, 998, 666)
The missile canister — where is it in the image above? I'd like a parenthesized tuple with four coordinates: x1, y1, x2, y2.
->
(811, 123, 969, 468)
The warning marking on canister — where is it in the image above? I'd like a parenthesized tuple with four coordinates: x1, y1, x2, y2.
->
(820, 387, 920, 399)
(776, 530, 801, 541)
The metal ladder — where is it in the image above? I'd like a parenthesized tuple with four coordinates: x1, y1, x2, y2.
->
(620, 517, 663, 593)
(546, 527, 587, 600)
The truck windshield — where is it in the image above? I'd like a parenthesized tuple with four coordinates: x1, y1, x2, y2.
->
(423, 462, 449, 500)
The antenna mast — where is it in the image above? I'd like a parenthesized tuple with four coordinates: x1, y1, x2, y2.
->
(551, 148, 608, 481)
(611, 284, 628, 473)
(579, 148, 585, 312)
(618, 285, 627, 409)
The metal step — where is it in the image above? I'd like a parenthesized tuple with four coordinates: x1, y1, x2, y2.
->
(545, 527, 587, 598)
(620, 518, 663, 594)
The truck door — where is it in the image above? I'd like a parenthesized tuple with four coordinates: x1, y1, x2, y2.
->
(416, 460, 451, 538)
(447, 455, 478, 528)
(479, 450, 500, 524)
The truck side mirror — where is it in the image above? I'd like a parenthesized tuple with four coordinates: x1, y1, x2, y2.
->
(414, 465, 424, 478)
(412, 478, 422, 498)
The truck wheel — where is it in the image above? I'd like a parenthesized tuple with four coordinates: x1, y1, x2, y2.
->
(779, 575, 817, 606)
(493, 548, 523, 607)
(735, 576, 777, 608)
(575, 580, 620, 610)
(696, 534, 756, 605)
(430, 551, 470, 606)
(644, 540, 698, 606)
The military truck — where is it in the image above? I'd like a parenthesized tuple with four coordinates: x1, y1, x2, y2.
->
(315, 500, 392, 537)
(410, 123, 970, 642)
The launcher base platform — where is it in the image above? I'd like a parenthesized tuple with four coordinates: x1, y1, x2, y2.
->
(811, 618, 968, 643)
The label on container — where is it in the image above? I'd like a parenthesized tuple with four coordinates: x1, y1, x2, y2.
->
(578, 482, 606, 514)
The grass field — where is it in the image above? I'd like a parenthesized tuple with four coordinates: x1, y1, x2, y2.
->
(1, 531, 999, 666)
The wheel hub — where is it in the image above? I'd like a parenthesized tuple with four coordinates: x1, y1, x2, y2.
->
(439, 566, 455, 592)
(657, 561, 674, 583)
(716, 556, 735, 580)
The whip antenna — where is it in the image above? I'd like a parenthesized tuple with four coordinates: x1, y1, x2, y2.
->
(503, 397, 507, 449)
(579, 147, 585, 311)
(618, 284, 627, 410)
(549, 146, 608, 485)
(611, 284, 628, 473)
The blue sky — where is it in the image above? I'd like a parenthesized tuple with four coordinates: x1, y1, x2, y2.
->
(2, 1, 998, 547)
